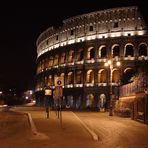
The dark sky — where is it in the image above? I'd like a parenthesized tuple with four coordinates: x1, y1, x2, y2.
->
(0, 0, 146, 93)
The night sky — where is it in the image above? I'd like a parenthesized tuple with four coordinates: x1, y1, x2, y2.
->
(0, 0, 146, 93)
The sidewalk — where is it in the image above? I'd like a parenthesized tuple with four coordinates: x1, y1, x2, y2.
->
(8, 106, 148, 148)
(13, 107, 99, 148)
(74, 111, 148, 148)
(0, 110, 31, 148)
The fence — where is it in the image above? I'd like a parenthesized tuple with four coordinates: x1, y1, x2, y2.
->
(120, 75, 148, 97)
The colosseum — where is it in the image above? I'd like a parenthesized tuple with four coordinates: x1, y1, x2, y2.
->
(35, 6, 148, 111)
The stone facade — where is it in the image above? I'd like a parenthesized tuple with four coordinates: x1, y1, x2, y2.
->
(35, 6, 148, 111)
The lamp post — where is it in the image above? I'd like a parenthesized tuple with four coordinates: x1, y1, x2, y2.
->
(0, 91, 3, 104)
(105, 60, 121, 116)
(0, 91, 2, 98)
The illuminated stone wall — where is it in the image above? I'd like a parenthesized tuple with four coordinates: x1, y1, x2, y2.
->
(35, 6, 148, 110)
(36, 6, 147, 57)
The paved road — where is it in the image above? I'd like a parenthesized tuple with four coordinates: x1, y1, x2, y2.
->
(10, 106, 99, 148)
(1, 107, 148, 148)
(27, 110, 98, 148)
(74, 112, 148, 148)
(0, 110, 31, 148)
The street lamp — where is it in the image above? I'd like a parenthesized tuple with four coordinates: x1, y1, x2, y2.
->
(104, 60, 121, 116)
(0, 91, 3, 103)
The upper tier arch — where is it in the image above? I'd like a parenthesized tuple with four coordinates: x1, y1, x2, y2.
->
(36, 6, 148, 58)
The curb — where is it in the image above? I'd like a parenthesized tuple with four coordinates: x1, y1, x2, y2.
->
(26, 112, 49, 140)
(27, 112, 38, 135)
(71, 112, 98, 141)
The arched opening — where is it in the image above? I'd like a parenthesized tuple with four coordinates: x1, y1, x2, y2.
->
(54, 55, 59, 66)
(99, 94, 106, 111)
(87, 47, 95, 60)
(125, 44, 134, 57)
(139, 43, 147, 56)
(41, 59, 44, 70)
(66, 96, 74, 109)
(76, 96, 82, 109)
(44, 76, 48, 86)
(86, 94, 94, 110)
(45, 58, 49, 69)
(76, 71, 83, 84)
(48, 75, 53, 86)
(54, 74, 58, 85)
(112, 69, 120, 83)
(37, 62, 41, 73)
(98, 69, 107, 83)
(77, 48, 84, 61)
(121, 68, 135, 84)
(49, 56, 53, 67)
(67, 72, 74, 84)
(98, 45, 107, 58)
(43, 59, 47, 70)
(40, 77, 44, 88)
(60, 73, 65, 85)
(112, 44, 120, 58)
(86, 70, 94, 83)
(68, 50, 74, 63)
(60, 52, 66, 64)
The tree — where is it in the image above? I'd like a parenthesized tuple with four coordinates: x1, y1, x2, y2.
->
(130, 60, 148, 87)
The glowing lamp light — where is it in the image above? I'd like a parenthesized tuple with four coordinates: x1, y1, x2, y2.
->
(30, 90, 33, 95)
(108, 60, 112, 65)
(137, 31, 144, 35)
(116, 61, 121, 66)
(104, 59, 121, 116)
(104, 62, 108, 67)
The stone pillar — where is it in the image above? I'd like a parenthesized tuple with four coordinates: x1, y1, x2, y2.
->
(134, 39, 139, 60)
(94, 93, 98, 111)
(94, 67, 97, 86)
(83, 68, 86, 86)
(120, 39, 125, 59)
(64, 72, 67, 86)
(74, 69, 76, 86)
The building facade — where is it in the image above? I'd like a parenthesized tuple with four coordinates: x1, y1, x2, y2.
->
(35, 6, 148, 111)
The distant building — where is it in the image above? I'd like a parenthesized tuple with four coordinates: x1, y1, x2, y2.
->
(23, 90, 34, 103)
(35, 6, 148, 111)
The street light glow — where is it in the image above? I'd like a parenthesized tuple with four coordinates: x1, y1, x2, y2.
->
(108, 60, 112, 65)
(104, 59, 121, 116)
(116, 61, 121, 66)
(104, 62, 109, 67)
